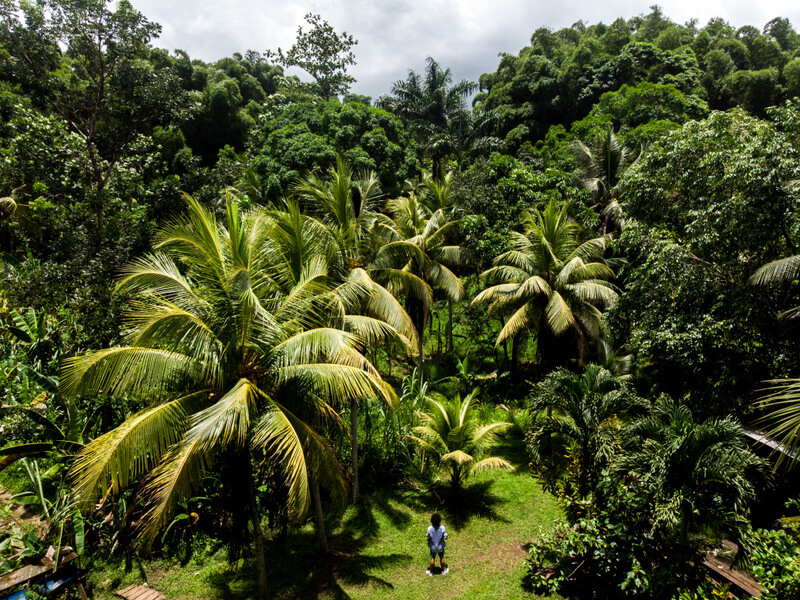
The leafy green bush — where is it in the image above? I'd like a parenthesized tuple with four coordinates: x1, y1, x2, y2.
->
(522, 478, 704, 599)
(745, 504, 800, 600)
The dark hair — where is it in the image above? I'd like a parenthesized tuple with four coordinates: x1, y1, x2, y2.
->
(430, 513, 441, 527)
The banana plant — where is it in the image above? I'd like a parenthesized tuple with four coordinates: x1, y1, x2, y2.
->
(0, 366, 86, 474)
(7, 458, 86, 560)
(3, 307, 61, 368)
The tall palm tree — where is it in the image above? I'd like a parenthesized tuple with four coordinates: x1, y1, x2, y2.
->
(528, 364, 644, 499)
(617, 397, 764, 544)
(379, 57, 476, 180)
(292, 156, 416, 502)
(409, 389, 513, 495)
(749, 252, 800, 467)
(63, 196, 394, 598)
(375, 193, 470, 384)
(417, 170, 459, 352)
(473, 199, 618, 368)
(572, 127, 635, 235)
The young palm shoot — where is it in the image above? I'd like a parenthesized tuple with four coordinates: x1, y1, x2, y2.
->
(409, 389, 513, 497)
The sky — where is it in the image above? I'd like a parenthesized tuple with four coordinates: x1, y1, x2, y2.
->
(130, 0, 800, 100)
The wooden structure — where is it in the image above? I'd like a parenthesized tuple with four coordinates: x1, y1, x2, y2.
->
(703, 540, 762, 598)
(0, 551, 87, 599)
(743, 427, 799, 462)
(116, 584, 166, 600)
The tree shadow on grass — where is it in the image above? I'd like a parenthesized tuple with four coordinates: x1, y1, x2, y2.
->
(205, 507, 413, 600)
(341, 491, 413, 543)
(401, 477, 510, 532)
(447, 479, 510, 532)
(268, 530, 412, 600)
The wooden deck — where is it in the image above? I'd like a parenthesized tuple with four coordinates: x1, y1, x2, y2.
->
(0, 551, 79, 594)
(115, 584, 166, 600)
(703, 540, 762, 598)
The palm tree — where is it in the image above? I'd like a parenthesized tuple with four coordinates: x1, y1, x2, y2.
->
(409, 389, 513, 495)
(417, 170, 458, 352)
(418, 170, 455, 215)
(528, 364, 644, 499)
(62, 196, 394, 598)
(473, 199, 617, 369)
(379, 57, 476, 180)
(292, 156, 416, 502)
(375, 193, 470, 384)
(749, 251, 800, 468)
(572, 127, 635, 235)
(750, 253, 800, 320)
(617, 397, 765, 544)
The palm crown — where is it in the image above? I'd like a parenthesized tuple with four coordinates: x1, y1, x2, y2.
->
(473, 199, 617, 365)
(410, 389, 514, 492)
(63, 196, 394, 547)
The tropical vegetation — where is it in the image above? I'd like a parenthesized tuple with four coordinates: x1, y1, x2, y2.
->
(2, 3, 800, 599)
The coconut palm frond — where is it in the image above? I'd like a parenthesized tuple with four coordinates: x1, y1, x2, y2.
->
(135, 379, 259, 547)
(471, 456, 514, 474)
(60, 347, 198, 398)
(70, 392, 204, 505)
(278, 363, 396, 407)
(440, 449, 473, 465)
(497, 303, 537, 346)
(750, 255, 800, 286)
(342, 315, 412, 351)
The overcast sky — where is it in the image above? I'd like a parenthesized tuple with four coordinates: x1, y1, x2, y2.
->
(130, 0, 800, 99)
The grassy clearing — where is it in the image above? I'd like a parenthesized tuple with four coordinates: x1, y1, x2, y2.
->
(86, 468, 561, 600)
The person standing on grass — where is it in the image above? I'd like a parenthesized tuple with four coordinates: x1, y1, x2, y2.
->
(427, 513, 448, 573)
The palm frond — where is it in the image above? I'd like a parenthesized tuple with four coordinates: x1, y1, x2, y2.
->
(61, 347, 199, 398)
(70, 393, 202, 505)
(440, 449, 473, 465)
(136, 380, 258, 547)
(277, 364, 396, 407)
(470, 456, 515, 474)
(750, 255, 800, 286)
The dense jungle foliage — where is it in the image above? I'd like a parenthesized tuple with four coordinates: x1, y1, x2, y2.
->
(2, 2, 800, 599)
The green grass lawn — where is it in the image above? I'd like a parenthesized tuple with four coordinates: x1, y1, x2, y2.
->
(86, 469, 561, 600)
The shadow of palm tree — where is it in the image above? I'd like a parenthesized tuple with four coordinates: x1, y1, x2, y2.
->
(398, 476, 510, 532)
(341, 492, 413, 543)
(202, 500, 414, 600)
(447, 479, 510, 531)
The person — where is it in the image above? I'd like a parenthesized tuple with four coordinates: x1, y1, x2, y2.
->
(426, 513, 448, 574)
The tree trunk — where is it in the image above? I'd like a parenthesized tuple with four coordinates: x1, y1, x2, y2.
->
(511, 333, 521, 377)
(309, 471, 328, 553)
(451, 464, 461, 498)
(246, 457, 269, 600)
(417, 324, 424, 388)
(447, 298, 453, 354)
(350, 397, 359, 503)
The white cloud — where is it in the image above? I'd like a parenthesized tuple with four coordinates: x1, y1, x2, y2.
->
(131, 0, 800, 98)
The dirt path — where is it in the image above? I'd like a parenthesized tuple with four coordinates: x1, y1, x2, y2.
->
(0, 488, 46, 534)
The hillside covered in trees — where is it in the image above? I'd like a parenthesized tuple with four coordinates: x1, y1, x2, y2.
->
(2, 2, 800, 599)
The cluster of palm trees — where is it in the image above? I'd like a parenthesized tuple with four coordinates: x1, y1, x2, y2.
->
(528, 365, 765, 548)
(60, 160, 473, 599)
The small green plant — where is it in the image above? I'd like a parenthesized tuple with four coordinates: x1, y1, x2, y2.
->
(0, 529, 46, 572)
(409, 388, 514, 494)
